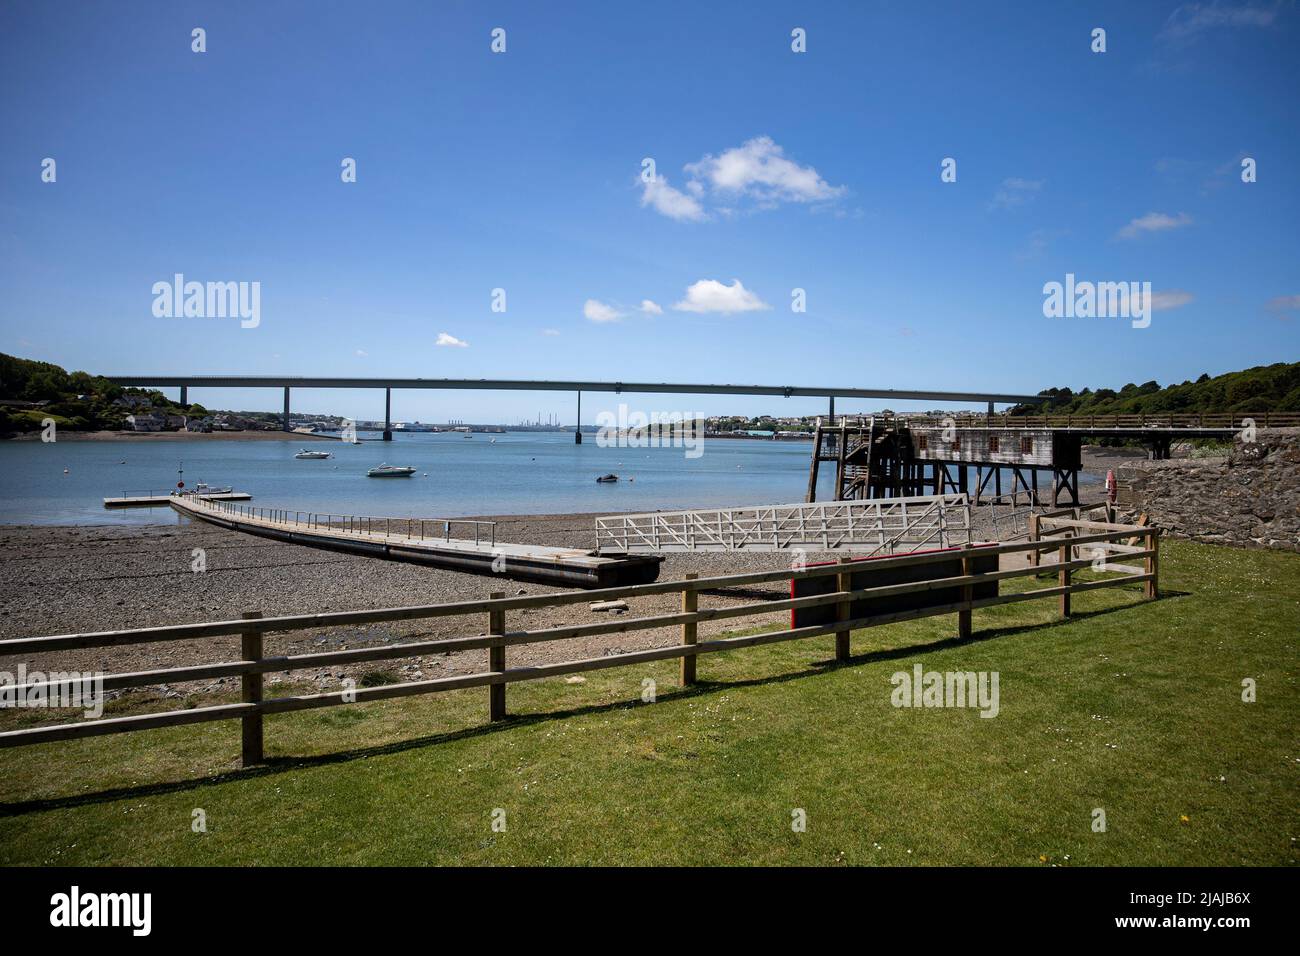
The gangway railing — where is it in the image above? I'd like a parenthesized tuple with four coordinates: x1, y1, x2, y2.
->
(183, 494, 497, 546)
(595, 494, 971, 555)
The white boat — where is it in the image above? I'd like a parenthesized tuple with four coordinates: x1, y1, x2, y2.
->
(193, 482, 233, 495)
(367, 463, 417, 477)
(294, 449, 332, 460)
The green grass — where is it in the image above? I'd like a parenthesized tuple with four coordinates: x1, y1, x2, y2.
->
(1, 539, 1296, 866)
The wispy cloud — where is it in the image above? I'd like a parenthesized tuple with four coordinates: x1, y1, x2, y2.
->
(583, 299, 624, 323)
(1265, 294, 1300, 314)
(542, 328, 560, 336)
(639, 299, 663, 315)
(989, 177, 1043, 211)
(672, 279, 770, 315)
(641, 136, 845, 221)
(1137, 289, 1196, 312)
(1117, 211, 1193, 239)
(1159, 2, 1280, 42)
(435, 332, 468, 347)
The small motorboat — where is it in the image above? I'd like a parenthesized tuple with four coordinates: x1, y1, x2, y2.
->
(294, 449, 332, 460)
(193, 482, 233, 495)
(595, 473, 619, 483)
(367, 463, 417, 477)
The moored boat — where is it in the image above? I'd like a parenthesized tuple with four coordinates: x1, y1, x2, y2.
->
(294, 449, 332, 459)
(367, 463, 417, 477)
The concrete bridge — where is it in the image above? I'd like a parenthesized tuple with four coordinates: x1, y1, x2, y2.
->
(105, 375, 1048, 441)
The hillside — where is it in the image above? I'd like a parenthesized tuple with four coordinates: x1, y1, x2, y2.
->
(1010, 362, 1300, 416)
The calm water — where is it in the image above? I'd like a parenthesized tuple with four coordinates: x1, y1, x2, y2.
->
(0, 433, 1099, 526)
(0, 433, 840, 525)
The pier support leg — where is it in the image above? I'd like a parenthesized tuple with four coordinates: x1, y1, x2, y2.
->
(180, 385, 188, 408)
(575, 390, 582, 444)
(282, 386, 291, 431)
(828, 395, 835, 422)
(383, 387, 392, 441)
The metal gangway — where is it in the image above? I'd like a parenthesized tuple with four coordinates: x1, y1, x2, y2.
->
(595, 494, 971, 556)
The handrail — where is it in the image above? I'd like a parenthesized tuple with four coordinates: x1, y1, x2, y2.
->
(185, 495, 497, 547)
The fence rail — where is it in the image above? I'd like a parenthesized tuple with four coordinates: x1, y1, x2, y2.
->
(0, 525, 1159, 763)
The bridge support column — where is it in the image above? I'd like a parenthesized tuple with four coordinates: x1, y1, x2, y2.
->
(282, 386, 290, 431)
(828, 396, 835, 422)
(575, 390, 582, 444)
(383, 387, 392, 441)
(180, 385, 188, 408)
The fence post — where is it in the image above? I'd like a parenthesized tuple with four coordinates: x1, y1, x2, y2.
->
(1058, 533, 1071, 618)
(835, 557, 852, 662)
(1028, 513, 1040, 569)
(680, 572, 699, 685)
(958, 545, 973, 639)
(1144, 529, 1159, 600)
(488, 592, 506, 720)
(240, 610, 264, 766)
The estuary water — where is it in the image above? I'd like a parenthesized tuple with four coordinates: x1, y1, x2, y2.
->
(0, 432, 839, 525)
(0, 432, 1099, 526)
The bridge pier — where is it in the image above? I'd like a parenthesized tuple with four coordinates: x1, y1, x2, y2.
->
(179, 385, 188, 408)
(282, 386, 290, 432)
(575, 390, 582, 444)
(383, 387, 392, 441)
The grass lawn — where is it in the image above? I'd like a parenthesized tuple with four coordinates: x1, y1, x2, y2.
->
(0, 539, 1296, 866)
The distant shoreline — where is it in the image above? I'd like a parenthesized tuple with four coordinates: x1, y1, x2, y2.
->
(2, 430, 336, 443)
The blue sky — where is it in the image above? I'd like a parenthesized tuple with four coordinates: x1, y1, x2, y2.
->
(1, 0, 1297, 423)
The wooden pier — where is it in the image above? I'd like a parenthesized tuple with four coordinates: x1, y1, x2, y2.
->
(807, 413, 1243, 507)
(169, 494, 661, 589)
(104, 491, 252, 508)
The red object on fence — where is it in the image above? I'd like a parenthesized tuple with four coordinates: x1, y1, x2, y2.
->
(177, 481, 185, 489)
(1105, 470, 1116, 504)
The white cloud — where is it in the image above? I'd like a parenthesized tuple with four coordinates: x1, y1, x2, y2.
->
(1160, 3, 1278, 41)
(684, 136, 845, 204)
(542, 328, 561, 336)
(583, 299, 624, 323)
(640, 176, 706, 222)
(640, 136, 845, 220)
(1117, 211, 1193, 239)
(989, 177, 1043, 210)
(639, 299, 663, 315)
(435, 332, 468, 347)
(1265, 294, 1300, 312)
(1139, 289, 1195, 312)
(355, 349, 368, 357)
(672, 279, 770, 315)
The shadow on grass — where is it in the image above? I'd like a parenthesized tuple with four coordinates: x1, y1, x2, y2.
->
(0, 589, 1186, 818)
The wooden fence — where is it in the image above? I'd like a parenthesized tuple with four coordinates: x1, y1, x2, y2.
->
(0, 526, 1158, 765)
